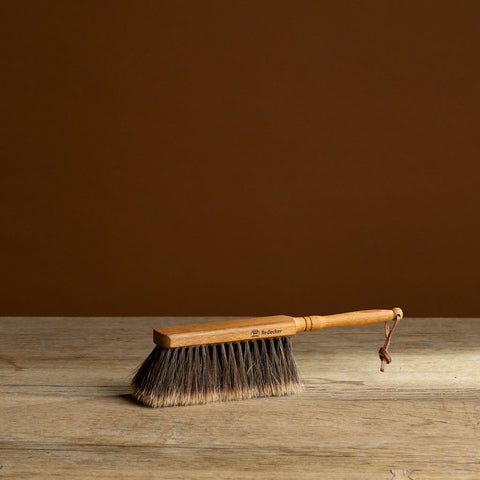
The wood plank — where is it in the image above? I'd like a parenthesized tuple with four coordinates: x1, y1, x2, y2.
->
(1, 317, 479, 478)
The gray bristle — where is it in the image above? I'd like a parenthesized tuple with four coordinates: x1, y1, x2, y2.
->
(132, 337, 304, 407)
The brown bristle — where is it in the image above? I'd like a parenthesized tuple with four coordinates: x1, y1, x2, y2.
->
(131, 337, 304, 407)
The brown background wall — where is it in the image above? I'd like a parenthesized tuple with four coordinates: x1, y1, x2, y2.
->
(2, 1, 479, 317)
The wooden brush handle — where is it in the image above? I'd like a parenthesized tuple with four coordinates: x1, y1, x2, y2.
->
(294, 308, 403, 332)
(154, 308, 403, 348)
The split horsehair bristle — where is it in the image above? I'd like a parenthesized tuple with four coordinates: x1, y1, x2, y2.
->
(132, 337, 304, 407)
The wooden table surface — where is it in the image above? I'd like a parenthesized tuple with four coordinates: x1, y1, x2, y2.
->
(1, 316, 479, 479)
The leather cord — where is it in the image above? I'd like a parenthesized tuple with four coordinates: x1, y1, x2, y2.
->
(378, 312, 402, 372)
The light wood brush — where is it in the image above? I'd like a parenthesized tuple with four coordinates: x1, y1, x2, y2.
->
(132, 307, 403, 407)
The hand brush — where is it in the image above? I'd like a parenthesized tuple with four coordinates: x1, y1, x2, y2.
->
(132, 307, 403, 407)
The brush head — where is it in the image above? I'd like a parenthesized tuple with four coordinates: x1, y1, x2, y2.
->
(132, 336, 303, 407)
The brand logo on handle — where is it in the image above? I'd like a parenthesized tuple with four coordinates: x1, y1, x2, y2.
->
(261, 329, 282, 335)
(251, 328, 282, 338)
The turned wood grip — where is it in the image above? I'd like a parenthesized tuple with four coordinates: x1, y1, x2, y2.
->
(294, 308, 403, 332)
(153, 308, 403, 348)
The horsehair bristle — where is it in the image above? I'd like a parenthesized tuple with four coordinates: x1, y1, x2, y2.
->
(132, 337, 304, 407)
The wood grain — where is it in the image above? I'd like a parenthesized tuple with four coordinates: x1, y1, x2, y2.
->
(154, 315, 296, 347)
(1, 316, 479, 479)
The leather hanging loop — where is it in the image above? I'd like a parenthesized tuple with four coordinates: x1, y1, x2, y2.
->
(378, 312, 402, 372)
